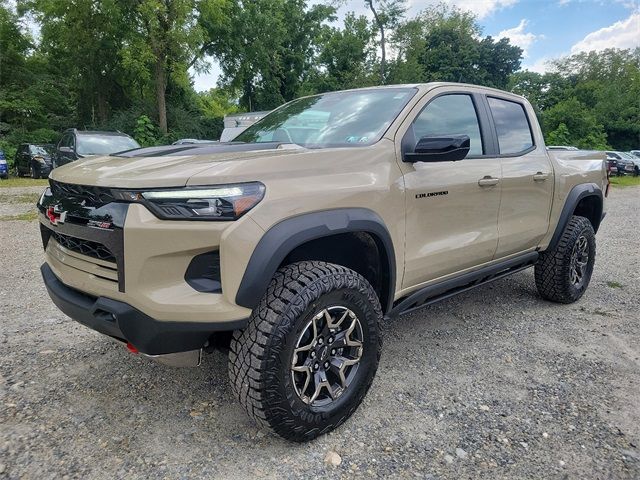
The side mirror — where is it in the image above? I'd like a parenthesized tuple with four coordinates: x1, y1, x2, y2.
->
(404, 134, 471, 163)
(58, 146, 74, 155)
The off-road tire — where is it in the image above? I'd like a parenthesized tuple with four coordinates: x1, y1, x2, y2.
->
(535, 215, 596, 303)
(228, 261, 382, 442)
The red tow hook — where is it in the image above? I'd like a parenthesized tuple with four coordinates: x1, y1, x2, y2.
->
(126, 342, 139, 354)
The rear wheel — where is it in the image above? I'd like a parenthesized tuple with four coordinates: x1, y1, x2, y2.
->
(535, 215, 596, 303)
(30, 165, 39, 179)
(228, 261, 382, 442)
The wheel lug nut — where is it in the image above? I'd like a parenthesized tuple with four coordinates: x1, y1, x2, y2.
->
(314, 363, 319, 370)
(324, 361, 330, 369)
(328, 336, 334, 344)
(331, 349, 336, 355)
(310, 351, 316, 358)
(318, 337, 323, 345)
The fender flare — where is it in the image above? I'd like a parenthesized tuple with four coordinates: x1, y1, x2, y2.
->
(547, 183, 603, 251)
(235, 208, 396, 313)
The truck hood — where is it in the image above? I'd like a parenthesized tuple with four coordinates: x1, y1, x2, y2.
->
(49, 142, 305, 188)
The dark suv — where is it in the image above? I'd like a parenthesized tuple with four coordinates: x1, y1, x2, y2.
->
(53, 129, 140, 168)
(15, 144, 54, 178)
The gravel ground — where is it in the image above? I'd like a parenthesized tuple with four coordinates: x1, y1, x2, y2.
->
(1, 185, 639, 479)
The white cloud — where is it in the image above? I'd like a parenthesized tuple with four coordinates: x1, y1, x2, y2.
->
(497, 19, 541, 56)
(418, 0, 519, 19)
(571, 11, 640, 53)
(522, 56, 554, 73)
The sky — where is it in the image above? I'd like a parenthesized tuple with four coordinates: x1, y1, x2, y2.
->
(192, 0, 640, 91)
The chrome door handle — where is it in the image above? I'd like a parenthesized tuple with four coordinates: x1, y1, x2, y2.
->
(533, 172, 550, 181)
(478, 176, 500, 187)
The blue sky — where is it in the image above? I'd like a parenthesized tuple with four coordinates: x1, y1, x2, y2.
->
(193, 0, 640, 90)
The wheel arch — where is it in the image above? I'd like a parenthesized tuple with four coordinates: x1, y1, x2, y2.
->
(235, 208, 396, 314)
(548, 183, 603, 251)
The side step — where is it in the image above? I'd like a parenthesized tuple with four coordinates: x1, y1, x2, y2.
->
(386, 252, 539, 319)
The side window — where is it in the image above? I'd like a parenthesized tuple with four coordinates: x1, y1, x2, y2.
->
(487, 97, 534, 155)
(411, 94, 484, 156)
(60, 135, 72, 149)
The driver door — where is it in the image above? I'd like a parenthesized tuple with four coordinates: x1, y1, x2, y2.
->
(395, 88, 502, 289)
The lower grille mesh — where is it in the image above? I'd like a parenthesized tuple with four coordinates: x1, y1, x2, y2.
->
(52, 231, 116, 264)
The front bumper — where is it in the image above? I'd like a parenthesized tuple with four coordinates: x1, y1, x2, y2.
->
(42, 263, 247, 354)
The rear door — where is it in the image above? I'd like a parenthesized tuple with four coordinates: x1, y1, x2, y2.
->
(486, 96, 554, 258)
(395, 87, 502, 289)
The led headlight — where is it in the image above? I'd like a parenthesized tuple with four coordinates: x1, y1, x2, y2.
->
(117, 182, 265, 220)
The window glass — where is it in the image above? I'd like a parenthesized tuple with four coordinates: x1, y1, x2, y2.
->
(488, 97, 534, 154)
(234, 88, 416, 147)
(76, 135, 140, 155)
(411, 94, 483, 156)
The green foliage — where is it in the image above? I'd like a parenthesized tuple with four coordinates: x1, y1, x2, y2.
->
(133, 115, 161, 147)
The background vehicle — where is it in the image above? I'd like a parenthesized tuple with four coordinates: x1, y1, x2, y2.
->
(53, 129, 140, 168)
(630, 150, 640, 157)
(547, 145, 578, 150)
(0, 149, 7, 179)
(14, 143, 54, 178)
(39, 83, 607, 442)
(606, 151, 634, 176)
(220, 111, 270, 142)
(622, 152, 640, 176)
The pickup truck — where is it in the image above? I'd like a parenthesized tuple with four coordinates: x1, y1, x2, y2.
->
(37, 83, 607, 442)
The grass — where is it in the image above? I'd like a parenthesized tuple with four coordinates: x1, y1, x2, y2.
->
(0, 210, 39, 221)
(609, 175, 640, 187)
(606, 281, 624, 289)
(0, 192, 41, 204)
(0, 177, 49, 188)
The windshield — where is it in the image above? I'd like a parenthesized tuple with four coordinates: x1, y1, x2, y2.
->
(77, 135, 140, 155)
(233, 88, 417, 148)
(30, 145, 49, 156)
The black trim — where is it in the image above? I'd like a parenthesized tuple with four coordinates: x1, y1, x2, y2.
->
(41, 264, 246, 355)
(547, 183, 603, 250)
(387, 252, 539, 319)
(484, 95, 537, 158)
(235, 208, 396, 313)
(185, 250, 222, 293)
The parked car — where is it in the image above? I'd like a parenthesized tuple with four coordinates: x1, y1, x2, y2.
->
(0, 149, 8, 179)
(14, 143, 54, 178)
(606, 158, 619, 176)
(38, 83, 607, 441)
(219, 111, 270, 142)
(624, 152, 640, 176)
(53, 129, 140, 168)
(547, 145, 578, 151)
(630, 150, 640, 158)
(605, 151, 634, 176)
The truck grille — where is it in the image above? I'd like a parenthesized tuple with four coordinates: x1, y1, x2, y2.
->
(51, 231, 116, 263)
(49, 180, 117, 206)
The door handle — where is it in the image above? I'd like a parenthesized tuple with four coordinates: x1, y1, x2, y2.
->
(478, 176, 500, 187)
(533, 172, 550, 181)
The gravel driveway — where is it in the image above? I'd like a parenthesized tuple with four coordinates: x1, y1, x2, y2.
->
(1, 185, 639, 479)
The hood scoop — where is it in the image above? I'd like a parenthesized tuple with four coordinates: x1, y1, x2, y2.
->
(113, 142, 288, 158)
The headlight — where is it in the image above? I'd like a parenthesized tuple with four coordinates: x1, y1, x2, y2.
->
(115, 182, 265, 220)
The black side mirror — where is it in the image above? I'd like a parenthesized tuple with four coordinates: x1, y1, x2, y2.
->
(404, 134, 471, 163)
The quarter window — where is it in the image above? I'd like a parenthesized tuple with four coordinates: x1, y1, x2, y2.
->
(487, 97, 534, 155)
(410, 94, 484, 156)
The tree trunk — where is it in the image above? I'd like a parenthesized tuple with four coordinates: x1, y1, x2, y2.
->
(366, 0, 386, 84)
(155, 55, 168, 134)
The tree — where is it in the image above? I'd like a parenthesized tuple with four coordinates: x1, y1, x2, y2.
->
(365, 0, 405, 83)
(387, 3, 522, 88)
(202, 0, 335, 111)
(308, 13, 377, 92)
(542, 97, 610, 150)
(121, 0, 204, 133)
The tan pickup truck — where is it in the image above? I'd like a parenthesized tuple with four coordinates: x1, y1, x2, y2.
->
(38, 83, 607, 441)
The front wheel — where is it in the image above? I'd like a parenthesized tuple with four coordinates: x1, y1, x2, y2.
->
(228, 261, 382, 442)
(535, 215, 596, 303)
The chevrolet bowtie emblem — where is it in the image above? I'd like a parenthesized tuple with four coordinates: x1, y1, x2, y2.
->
(46, 205, 67, 225)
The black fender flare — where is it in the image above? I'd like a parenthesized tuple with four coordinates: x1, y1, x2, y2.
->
(235, 208, 396, 313)
(547, 183, 603, 251)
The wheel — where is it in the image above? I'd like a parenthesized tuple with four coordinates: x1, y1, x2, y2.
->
(30, 165, 38, 179)
(14, 165, 20, 177)
(535, 215, 596, 304)
(228, 261, 382, 442)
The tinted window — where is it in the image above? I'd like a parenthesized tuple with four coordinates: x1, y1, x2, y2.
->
(411, 94, 483, 156)
(76, 135, 140, 155)
(488, 97, 534, 154)
(235, 88, 416, 148)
